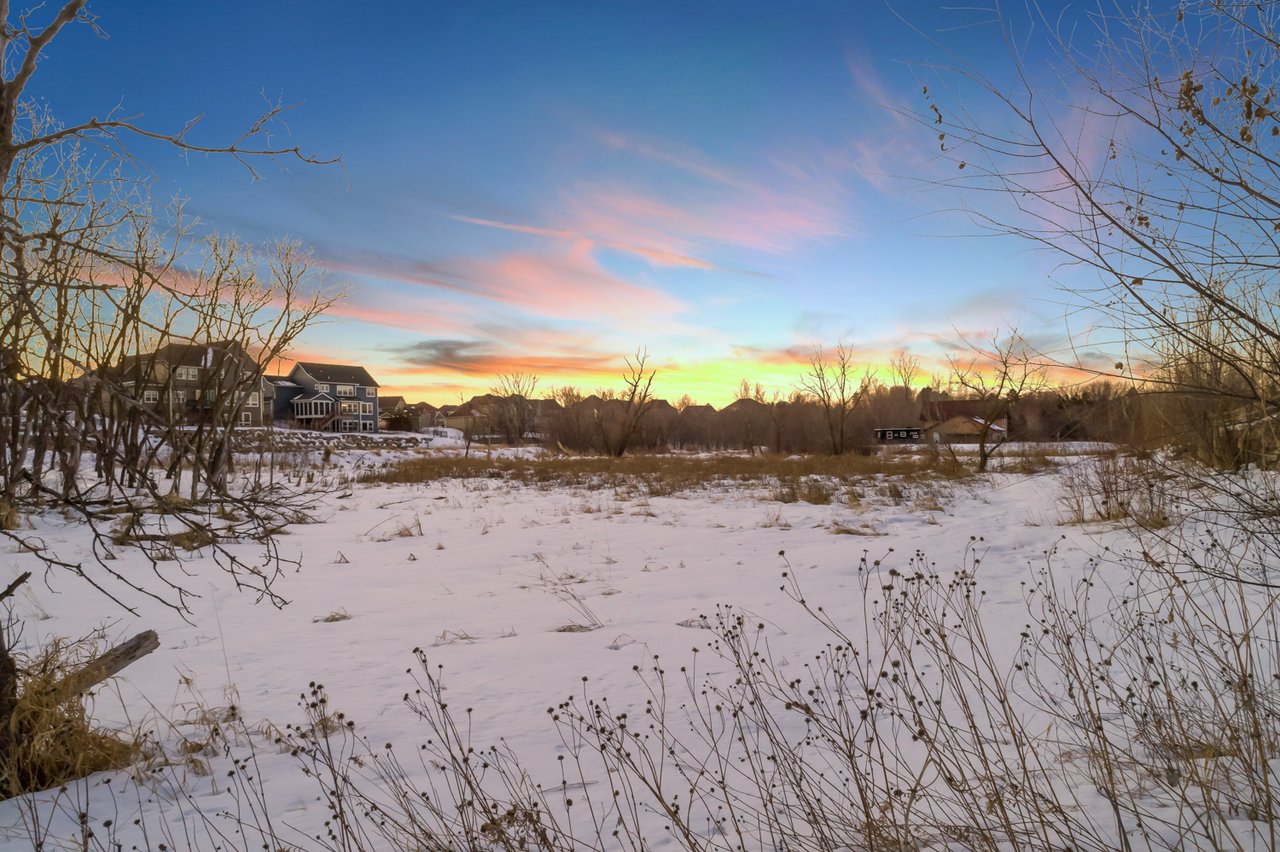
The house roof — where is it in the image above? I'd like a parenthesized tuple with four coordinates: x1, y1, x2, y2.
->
(380, 395, 407, 411)
(293, 362, 380, 387)
(154, 339, 246, 364)
(721, 398, 768, 414)
(291, 392, 335, 404)
(118, 339, 252, 373)
(263, 374, 299, 387)
(922, 398, 1009, 423)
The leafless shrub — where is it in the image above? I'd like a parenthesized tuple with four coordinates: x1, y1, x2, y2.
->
(1058, 452, 1176, 527)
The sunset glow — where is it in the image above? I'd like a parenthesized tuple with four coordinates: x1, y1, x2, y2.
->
(41, 0, 1095, 407)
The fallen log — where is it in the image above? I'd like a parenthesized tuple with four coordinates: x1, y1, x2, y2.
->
(47, 630, 160, 704)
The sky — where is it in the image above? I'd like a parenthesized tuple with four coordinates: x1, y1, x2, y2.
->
(30, 0, 1108, 406)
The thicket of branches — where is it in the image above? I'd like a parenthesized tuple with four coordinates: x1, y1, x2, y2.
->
(0, 0, 335, 796)
(0, 1, 337, 613)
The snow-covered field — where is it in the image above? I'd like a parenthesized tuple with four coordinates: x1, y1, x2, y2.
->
(0, 446, 1258, 849)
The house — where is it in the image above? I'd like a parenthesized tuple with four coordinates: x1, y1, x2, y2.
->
(921, 399, 1009, 443)
(282, 362, 381, 433)
(440, 397, 494, 437)
(400, 401, 440, 432)
(262, 374, 301, 424)
(116, 339, 268, 426)
(377, 395, 407, 430)
(528, 398, 562, 439)
(875, 427, 922, 443)
(379, 396, 445, 432)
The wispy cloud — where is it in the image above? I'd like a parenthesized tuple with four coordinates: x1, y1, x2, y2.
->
(452, 214, 714, 269)
(596, 130, 747, 190)
(565, 179, 845, 258)
(571, 130, 850, 256)
(311, 240, 687, 324)
(388, 338, 619, 377)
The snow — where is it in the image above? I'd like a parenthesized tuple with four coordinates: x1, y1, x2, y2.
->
(0, 448, 1258, 848)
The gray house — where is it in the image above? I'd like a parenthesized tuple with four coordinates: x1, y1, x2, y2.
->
(118, 339, 268, 426)
(277, 362, 380, 433)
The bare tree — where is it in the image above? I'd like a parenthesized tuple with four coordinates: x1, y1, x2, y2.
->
(595, 349, 657, 457)
(0, 1, 339, 779)
(945, 330, 1046, 472)
(796, 344, 873, 455)
(489, 371, 539, 445)
(921, 3, 1280, 444)
(0, 4, 336, 608)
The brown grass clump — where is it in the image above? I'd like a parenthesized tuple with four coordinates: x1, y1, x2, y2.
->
(0, 499, 18, 531)
(170, 525, 216, 551)
(312, 609, 352, 623)
(1, 637, 140, 800)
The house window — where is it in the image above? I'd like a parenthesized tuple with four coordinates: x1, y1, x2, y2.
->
(361, 402, 373, 415)
(316, 383, 330, 393)
(241, 411, 253, 424)
(365, 387, 376, 397)
(142, 389, 160, 404)
(246, 392, 259, 408)
(173, 390, 186, 403)
(336, 385, 355, 397)
(360, 421, 373, 432)
(340, 419, 357, 432)
(341, 401, 359, 414)
(175, 366, 199, 381)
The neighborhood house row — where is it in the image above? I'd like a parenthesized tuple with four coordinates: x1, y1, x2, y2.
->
(119, 341, 380, 433)
(118, 341, 1015, 441)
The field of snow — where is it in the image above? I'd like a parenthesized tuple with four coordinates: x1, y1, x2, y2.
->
(0, 448, 1240, 848)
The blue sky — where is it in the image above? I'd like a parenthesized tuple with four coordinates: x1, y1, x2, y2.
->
(33, 0, 1099, 405)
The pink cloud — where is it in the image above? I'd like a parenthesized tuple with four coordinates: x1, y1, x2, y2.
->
(310, 239, 686, 324)
(561, 129, 852, 257)
(565, 179, 846, 257)
(457, 239, 689, 321)
(325, 298, 476, 335)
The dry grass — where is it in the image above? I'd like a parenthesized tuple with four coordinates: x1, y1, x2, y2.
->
(0, 499, 19, 532)
(170, 526, 216, 551)
(362, 451, 971, 495)
(1, 636, 140, 800)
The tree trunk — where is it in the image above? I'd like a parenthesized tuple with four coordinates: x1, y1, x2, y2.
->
(46, 630, 160, 705)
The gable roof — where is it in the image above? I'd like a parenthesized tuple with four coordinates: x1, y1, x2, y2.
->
(153, 339, 247, 364)
(922, 398, 1009, 424)
(113, 339, 258, 383)
(380, 395, 407, 411)
(293, 362, 380, 387)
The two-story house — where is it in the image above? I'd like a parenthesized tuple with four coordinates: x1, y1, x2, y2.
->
(117, 339, 268, 426)
(278, 362, 380, 433)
